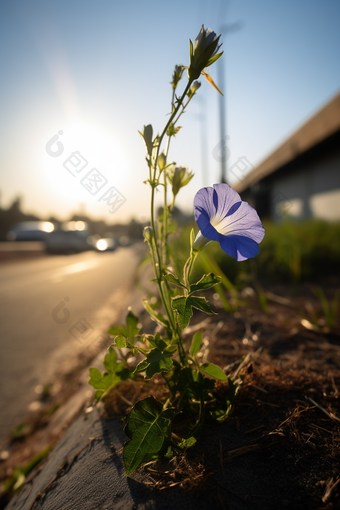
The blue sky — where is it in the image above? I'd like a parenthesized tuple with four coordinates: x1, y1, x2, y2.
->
(0, 0, 339, 222)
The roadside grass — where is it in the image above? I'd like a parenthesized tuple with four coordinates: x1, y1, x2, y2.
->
(169, 219, 340, 285)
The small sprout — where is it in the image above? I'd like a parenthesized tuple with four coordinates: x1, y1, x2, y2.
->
(172, 64, 184, 90)
(187, 81, 201, 99)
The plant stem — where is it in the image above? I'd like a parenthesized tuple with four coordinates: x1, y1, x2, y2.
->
(159, 81, 192, 146)
(149, 81, 193, 340)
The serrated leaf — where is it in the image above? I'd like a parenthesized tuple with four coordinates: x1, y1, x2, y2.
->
(189, 296, 217, 315)
(172, 295, 216, 329)
(189, 273, 222, 294)
(133, 345, 173, 379)
(88, 347, 133, 397)
(107, 326, 126, 336)
(103, 347, 118, 373)
(88, 367, 107, 389)
(190, 331, 202, 357)
(146, 332, 167, 351)
(107, 311, 140, 345)
(134, 358, 149, 374)
(164, 272, 187, 289)
(115, 334, 127, 348)
(123, 396, 175, 475)
(199, 362, 227, 381)
(172, 296, 193, 329)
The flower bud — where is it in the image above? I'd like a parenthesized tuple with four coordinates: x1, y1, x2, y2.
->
(143, 226, 153, 245)
(138, 124, 153, 157)
(168, 165, 194, 197)
(172, 65, 184, 90)
(189, 25, 223, 81)
(187, 81, 201, 99)
(157, 152, 166, 171)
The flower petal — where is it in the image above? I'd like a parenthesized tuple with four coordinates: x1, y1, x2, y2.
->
(194, 208, 220, 242)
(210, 184, 242, 225)
(216, 201, 265, 244)
(194, 186, 216, 220)
(219, 234, 260, 261)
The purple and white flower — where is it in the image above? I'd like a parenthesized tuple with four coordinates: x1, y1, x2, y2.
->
(193, 183, 265, 261)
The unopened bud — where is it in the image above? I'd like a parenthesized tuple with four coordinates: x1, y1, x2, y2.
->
(187, 81, 201, 99)
(143, 226, 153, 244)
(172, 65, 184, 90)
(158, 152, 166, 171)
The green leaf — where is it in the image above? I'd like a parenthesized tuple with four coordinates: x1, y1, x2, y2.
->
(210, 377, 241, 422)
(142, 299, 169, 329)
(107, 325, 125, 336)
(189, 273, 222, 294)
(88, 347, 132, 397)
(115, 334, 127, 348)
(133, 344, 173, 379)
(164, 272, 187, 289)
(103, 347, 118, 373)
(146, 332, 167, 350)
(107, 311, 140, 344)
(123, 396, 175, 475)
(199, 362, 227, 381)
(206, 51, 223, 67)
(126, 310, 140, 342)
(189, 296, 217, 315)
(190, 331, 202, 357)
(172, 296, 217, 329)
(172, 296, 193, 329)
(89, 367, 107, 389)
(178, 436, 197, 450)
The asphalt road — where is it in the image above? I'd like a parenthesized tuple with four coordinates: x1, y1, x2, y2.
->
(0, 245, 144, 448)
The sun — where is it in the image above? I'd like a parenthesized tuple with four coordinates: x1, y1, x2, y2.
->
(41, 121, 126, 216)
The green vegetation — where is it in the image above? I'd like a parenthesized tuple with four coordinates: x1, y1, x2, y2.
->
(170, 220, 340, 284)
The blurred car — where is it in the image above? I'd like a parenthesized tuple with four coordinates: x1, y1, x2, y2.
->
(95, 237, 119, 252)
(45, 221, 92, 254)
(7, 221, 54, 241)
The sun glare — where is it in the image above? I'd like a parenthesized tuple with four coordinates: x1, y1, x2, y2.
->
(41, 121, 126, 217)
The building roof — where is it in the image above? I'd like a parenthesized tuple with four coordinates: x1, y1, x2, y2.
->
(234, 91, 340, 193)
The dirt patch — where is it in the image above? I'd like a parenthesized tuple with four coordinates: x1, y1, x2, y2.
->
(1, 281, 339, 509)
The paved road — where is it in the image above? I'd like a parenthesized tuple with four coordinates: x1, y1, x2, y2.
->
(0, 246, 144, 448)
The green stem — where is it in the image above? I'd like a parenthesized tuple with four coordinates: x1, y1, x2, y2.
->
(149, 81, 193, 338)
(184, 250, 198, 292)
(159, 80, 192, 146)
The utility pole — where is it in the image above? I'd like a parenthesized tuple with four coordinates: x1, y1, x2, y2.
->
(218, 22, 242, 183)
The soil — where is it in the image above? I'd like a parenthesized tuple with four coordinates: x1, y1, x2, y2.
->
(1, 279, 339, 509)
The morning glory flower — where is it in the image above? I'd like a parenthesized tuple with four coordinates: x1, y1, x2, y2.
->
(193, 183, 265, 261)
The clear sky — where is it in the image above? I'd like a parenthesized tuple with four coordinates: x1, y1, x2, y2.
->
(0, 0, 339, 223)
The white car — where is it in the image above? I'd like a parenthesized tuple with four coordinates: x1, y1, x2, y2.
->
(7, 221, 54, 241)
(45, 221, 92, 254)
